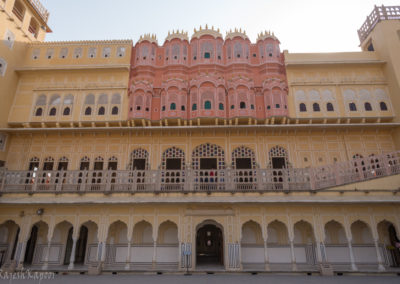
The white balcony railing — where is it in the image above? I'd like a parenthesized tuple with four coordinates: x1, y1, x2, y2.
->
(0, 151, 399, 194)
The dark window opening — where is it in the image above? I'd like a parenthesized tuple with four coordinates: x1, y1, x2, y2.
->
(93, 161, 103, 171)
(112, 106, 118, 115)
(204, 100, 211, 109)
(237, 54, 240, 58)
(240, 102, 246, 109)
(98, 106, 105, 115)
(217, 55, 221, 60)
(230, 105, 234, 110)
(24, 225, 38, 265)
(181, 105, 185, 111)
(193, 56, 197, 60)
(300, 103, 307, 112)
(63, 107, 70, 116)
(275, 104, 280, 108)
(327, 103, 334, 111)
(85, 107, 92, 115)
(367, 43, 374, 51)
(235, 158, 252, 169)
(192, 103, 197, 111)
(364, 102, 372, 111)
(349, 103, 357, 111)
(162, 106, 166, 111)
(272, 157, 286, 169)
(35, 108, 43, 116)
(170, 103, 176, 110)
(132, 158, 146, 170)
(219, 103, 224, 110)
(108, 162, 118, 170)
(28, 161, 39, 171)
(251, 104, 254, 110)
(145, 107, 149, 112)
(253, 53, 256, 57)
(204, 52, 211, 59)
(166, 158, 182, 170)
(269, 53, 273, 57)
(58, 162, 68, 171)
(313, 103, 320, 112)
(49, 107, 56, 116)
(267, 105, 271, 110)
(174, 56, 177, 59)
(43, 162, 54, 171)
(380, 102, 388, 111)
(136, 106, 141, 111)
(200, 158, 217, 170)
(80, 162, 90, 171)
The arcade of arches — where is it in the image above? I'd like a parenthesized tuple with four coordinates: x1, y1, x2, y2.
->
(0, 204, 399, 272)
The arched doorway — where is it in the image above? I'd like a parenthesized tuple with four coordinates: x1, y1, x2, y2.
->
(196, 223, 223, 267)
(63, 225, 88, 265)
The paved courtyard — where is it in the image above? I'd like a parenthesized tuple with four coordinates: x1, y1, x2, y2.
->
(1, 273, 400, 284)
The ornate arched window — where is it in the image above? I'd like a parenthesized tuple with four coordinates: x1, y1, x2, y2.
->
(192, 143, 225, 170)
(349, 102, 357, 111)
(170, 103, 176, 110)
(299, 103, 307, 112)
(326, 102, 334, 111)
(128, 148, 149, 170)
(108, 156, 118, 170)
(231, 146, 256, 170)
(35, 107, 43, 116)
(57, 156, 69, 170)
(161, 147, 185, 170)
(80, 156, 90, 170)
(204, 101, 211, 110)
(43, 157, 55, 170)
(49, 107, 56, 116)
(63, 107, 70, 116)
(98, 94, 108, 104)
(268, 146, 289, 169)
(93, 156, 104, 170)
(380, 101, 388, 111)
(84, 94, 95, 105)
(313, 103, 320, 112)
(234, 42, 243, 58)
(28, 157, 40, 171)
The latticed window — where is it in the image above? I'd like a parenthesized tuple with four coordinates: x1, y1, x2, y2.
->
(192, 143, 225, 170)
(268, 146, 289, 169)
(219, 103, 224, 110)
(108, 156, 118, 170)
(234, 43, 243, 58)
(231, 146, 257, 170)
(204, 101, 211, 109)
(170, 103, 176, 110)
(192, 103, 197, 111)
(28, 157, 40, 171)
(128, 148, 149, 170)
(161, 147, 185, 170)
(80, 156, 90, 170)
(43, 157, 55, 170)
(58, 157, 69, 171)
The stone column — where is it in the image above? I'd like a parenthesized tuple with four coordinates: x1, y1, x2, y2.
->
(264, 240, 270, 271)
(125, 239, 131, 270)
(347, 239, 357, 271)
(68, 237, 78, 270)
(152, 241, 157, 269)
(373, 238, 385, 271)
(289, 239, 297, 271)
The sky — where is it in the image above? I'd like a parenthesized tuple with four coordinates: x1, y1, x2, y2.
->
(40, 0, 399, 53)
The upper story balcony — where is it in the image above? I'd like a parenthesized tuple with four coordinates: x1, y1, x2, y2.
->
(1, 151, 399, 195)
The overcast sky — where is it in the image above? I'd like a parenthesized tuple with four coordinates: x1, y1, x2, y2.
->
(40, 0, 399, 53)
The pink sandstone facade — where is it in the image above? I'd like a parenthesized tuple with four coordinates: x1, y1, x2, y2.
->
(128, 27, 288, 123)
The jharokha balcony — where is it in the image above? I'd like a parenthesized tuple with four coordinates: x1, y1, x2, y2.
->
(1, 152, 399, 194)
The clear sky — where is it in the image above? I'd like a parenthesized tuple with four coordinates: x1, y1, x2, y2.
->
(40, 0, 399, 53)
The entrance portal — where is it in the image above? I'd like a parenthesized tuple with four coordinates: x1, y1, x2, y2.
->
(196, 224, 223, 266)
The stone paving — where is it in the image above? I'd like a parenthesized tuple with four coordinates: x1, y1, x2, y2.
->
(1, 273, 400, 284)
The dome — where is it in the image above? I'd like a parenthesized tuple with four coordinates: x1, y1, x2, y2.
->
(191, 25, 222, 40)
(257, 31, 279, 42)
(225, 28, 249, 41)
(165, 30, 189, 42)
(137, 33, 158, 45)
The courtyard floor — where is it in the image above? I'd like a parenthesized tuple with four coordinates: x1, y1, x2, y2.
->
(1, 273, 400, 284)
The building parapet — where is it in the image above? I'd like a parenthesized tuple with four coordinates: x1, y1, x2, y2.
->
(1, 151, 399, 194)
(358, 5, 400, 43)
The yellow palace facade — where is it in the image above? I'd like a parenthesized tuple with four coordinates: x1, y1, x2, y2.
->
(0, 0, 400, 275)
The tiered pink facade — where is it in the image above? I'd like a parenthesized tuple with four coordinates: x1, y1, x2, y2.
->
(128, 28, 288, 122)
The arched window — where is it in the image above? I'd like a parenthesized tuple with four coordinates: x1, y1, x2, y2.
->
(219, 103, 224, 110)
(98, 106, 105, 115)
(364, 102, 372, 111)
(251, 104, 254, 110)
(35, 107, 43, 116)
(35, 95, 46, 106)
(170, 103, 176, 110)
(326, 102, 334, 111)
(313, 103, 320, 112)
(192, 103, 197, 111)
(181, 105, 185, 111)
(85, 107, 92, 115)
(111, 106, 118, 115)
(380, 101, 388, 111)
(80, 156, 90, 170)
(299, 103, 307, 112)
(240, 102, 246, 109)
(349, 102, 357, 111)
(84, 94, 95, 105)
(49, 107, 56, 116)
(111, 93, 121, 104)
(204, 101, 211, 110)
(98, 94, 108, 104)
(63, 107, 70, 116)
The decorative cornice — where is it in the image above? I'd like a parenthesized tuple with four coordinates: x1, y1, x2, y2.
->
(257, 30, 279, 42)
(137, 34, 158, 45)
(165, 30, 189, 42)
(191, 25, 222, 40)
(225, 28, 249, 41)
